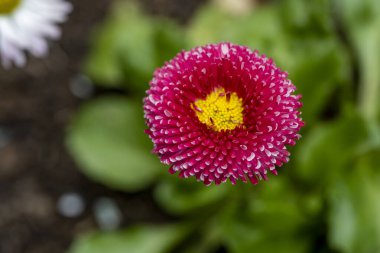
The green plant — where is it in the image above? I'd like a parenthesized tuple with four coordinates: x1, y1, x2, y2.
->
(66, 0, 380, 252)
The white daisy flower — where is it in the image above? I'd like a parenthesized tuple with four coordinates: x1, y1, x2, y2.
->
(0, 0, 72, 68)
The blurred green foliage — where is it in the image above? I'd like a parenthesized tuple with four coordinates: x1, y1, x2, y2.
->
(66, 96, 161, 191)
(84, 0, 185, 95)
(68, 224, 189, 253)
(66, 0, 380, 252)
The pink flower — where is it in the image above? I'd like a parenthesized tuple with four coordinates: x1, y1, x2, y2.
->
(144, 43, 303, 185)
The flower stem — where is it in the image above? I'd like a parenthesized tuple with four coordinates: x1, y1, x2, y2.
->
(357, 30, 380, 147)
(358, 31, 380, 122)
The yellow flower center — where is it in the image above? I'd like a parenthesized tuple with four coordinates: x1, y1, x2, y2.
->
(193, 88, 244, 132)
(0, 0, 21, 15)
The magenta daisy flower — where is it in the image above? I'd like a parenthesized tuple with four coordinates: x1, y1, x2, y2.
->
(144, 43, 303, 185)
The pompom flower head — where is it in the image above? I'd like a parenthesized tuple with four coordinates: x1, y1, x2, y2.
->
(144, 43, 303, 185)
(0, 0, 72, 68)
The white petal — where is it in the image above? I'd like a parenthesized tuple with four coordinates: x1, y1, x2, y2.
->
(0, 0, 72, 68)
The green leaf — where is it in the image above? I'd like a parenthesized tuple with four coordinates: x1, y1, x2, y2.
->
(188, 4, 284, 54)
(219, 178, 311, 253)
(84, 0, 186, 94)
(154, 176, 229, 215)
(84, 1, 155, 90)
(336, 0, 380, 121)
(328, 149, 380, 253)
(246, 179, 309, 233)
(288, 39, 349, 124)
(228, 232, 309, 253)
(295, 112, 369, 186)
(153, 20, 187, 66)
(68, 224, 188, 253)
(280, 0, 334, 36)
(66, 96, 161, 191)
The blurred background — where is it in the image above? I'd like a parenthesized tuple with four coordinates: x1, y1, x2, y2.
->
(1, 0, 380, 252)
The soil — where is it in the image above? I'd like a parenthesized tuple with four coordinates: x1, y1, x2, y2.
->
(0, 0, 207, 253)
